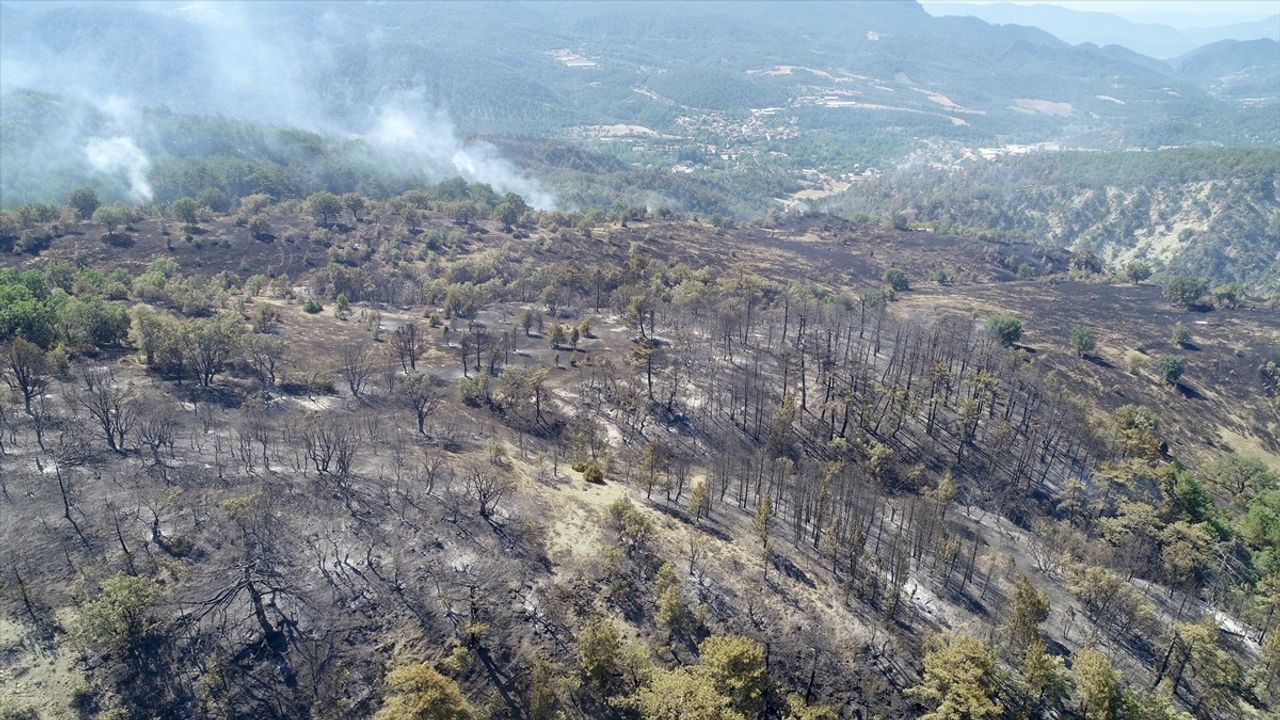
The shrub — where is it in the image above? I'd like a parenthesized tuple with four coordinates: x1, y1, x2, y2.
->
(882, 267, 910, 292)
(582, 461, 605, 484)
(1157, 355, 1186, 385)
(1163, 275, 1207, 309)
(196, 187, 230, 213)
(1210, 283, 1243, 309)
(249, 216, 273, 240)
(984, 314, 1023, 346)
(1123, 260, 1152, 283)
(71, 574, 159, 653)
(1171, 323, 1191, 347)
(68, 187, 100, 220)
(1070, 325, 1097, 357)
(302, 298, 323, 314)
(92, 204, 130, 235)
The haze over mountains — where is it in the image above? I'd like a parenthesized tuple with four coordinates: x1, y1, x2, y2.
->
(924, 2, 1279, 58)
(2, 0, 1276, 146)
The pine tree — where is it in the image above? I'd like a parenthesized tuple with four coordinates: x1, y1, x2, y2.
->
(689, 479, 712, 521)
(373, 663, 475, 720)
(696, 635, 770, 718)
(1004, 575, 1050, 658)
(1017, 638, 1068, 717)
(576, 616, 624, 694)
(906, 633, 1003, 720)
(754, 496, 774, 581)
(655, 562, 687, 640)
(634, 667, 745, 720)
(1071, 647, 1120, 720)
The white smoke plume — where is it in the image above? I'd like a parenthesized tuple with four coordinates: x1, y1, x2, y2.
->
(2, 2, 556, 209)
(84, 137, 154, 202)
(365, 105, 556, 210)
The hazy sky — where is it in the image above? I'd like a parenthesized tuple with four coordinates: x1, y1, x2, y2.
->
(924, 1, 1280, 26)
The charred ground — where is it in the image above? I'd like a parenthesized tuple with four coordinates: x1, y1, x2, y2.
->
(1, 198, 1278, 720)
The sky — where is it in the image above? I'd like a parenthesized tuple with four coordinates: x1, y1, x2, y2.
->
(923, 0, 1280, 26)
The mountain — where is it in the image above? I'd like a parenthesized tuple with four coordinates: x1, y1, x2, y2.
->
(821, 146, 1280, 292)
(1184, 14, 1280, 48)
(923, 2, 1279, 58)
(1, 0, 1272, 149)
(1174, 38, 1280, 105)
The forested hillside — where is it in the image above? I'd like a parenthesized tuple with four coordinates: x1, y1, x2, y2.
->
(822, 148, 1280, 292)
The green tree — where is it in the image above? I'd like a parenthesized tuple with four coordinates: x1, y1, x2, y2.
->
(1205, 454, 1277, 500)
(576, 616, 624, 694)
(71, 573, 160, 654)
(1209, 283, 1243, 309)
(1156, 355, 1185, 386)
(657, 583, 687, 641)
(527, 657, 563, 720)
(634, 667, 745, 720)
(984, 314, 1023, 346)
(1113, 405, 1163, 460)
(1162, 275, 1207, 309)
(1124, 261, 1152, 284)
(68, 186, 100, 220)
(0, 283, 56, 348)
(1116, 689, 1193, 720)
(92, 204, 130, 236)
(934, 471, 957, 517)
(196, 187, 230, 212)
(249, 215, 273, 239)
(1159, 521, 1213, 592)
(1071, 647, 1120, 720)
(59, 295, 129, 351)
(1004, 575, 1050, 657)
(754, 495, 773, 579)
(608, 498, 655, 554)
(783, 695, 840, 720)
(906, 632, 1003, 720)
(495, 201, 519, 230)
(695, 635, 770, 718)
(1070, 325, 1097, 357)
(1017, 638, 1068, 716)
(172, 197, 200, 227)
(883, 267, 910, 291)
(548, 322, 566, 349)
(342, 193, 367, 224)
(1152, 619, 1238, 716)
(308, 191, 343, 227)
(1170, 323, 1191, 347)
(689, 479, 712, 521)
(373, 663, 475, 720)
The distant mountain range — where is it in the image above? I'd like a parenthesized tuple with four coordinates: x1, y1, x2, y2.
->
(923, 2, 1279, 59)
(1173, 38, 1280, 105)
(1, 0, 1275, 165)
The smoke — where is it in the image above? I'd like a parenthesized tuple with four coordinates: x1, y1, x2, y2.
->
(1, 1, 555, 208)
(84, 137, 154, 202)
(364, 104, 556, 210)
